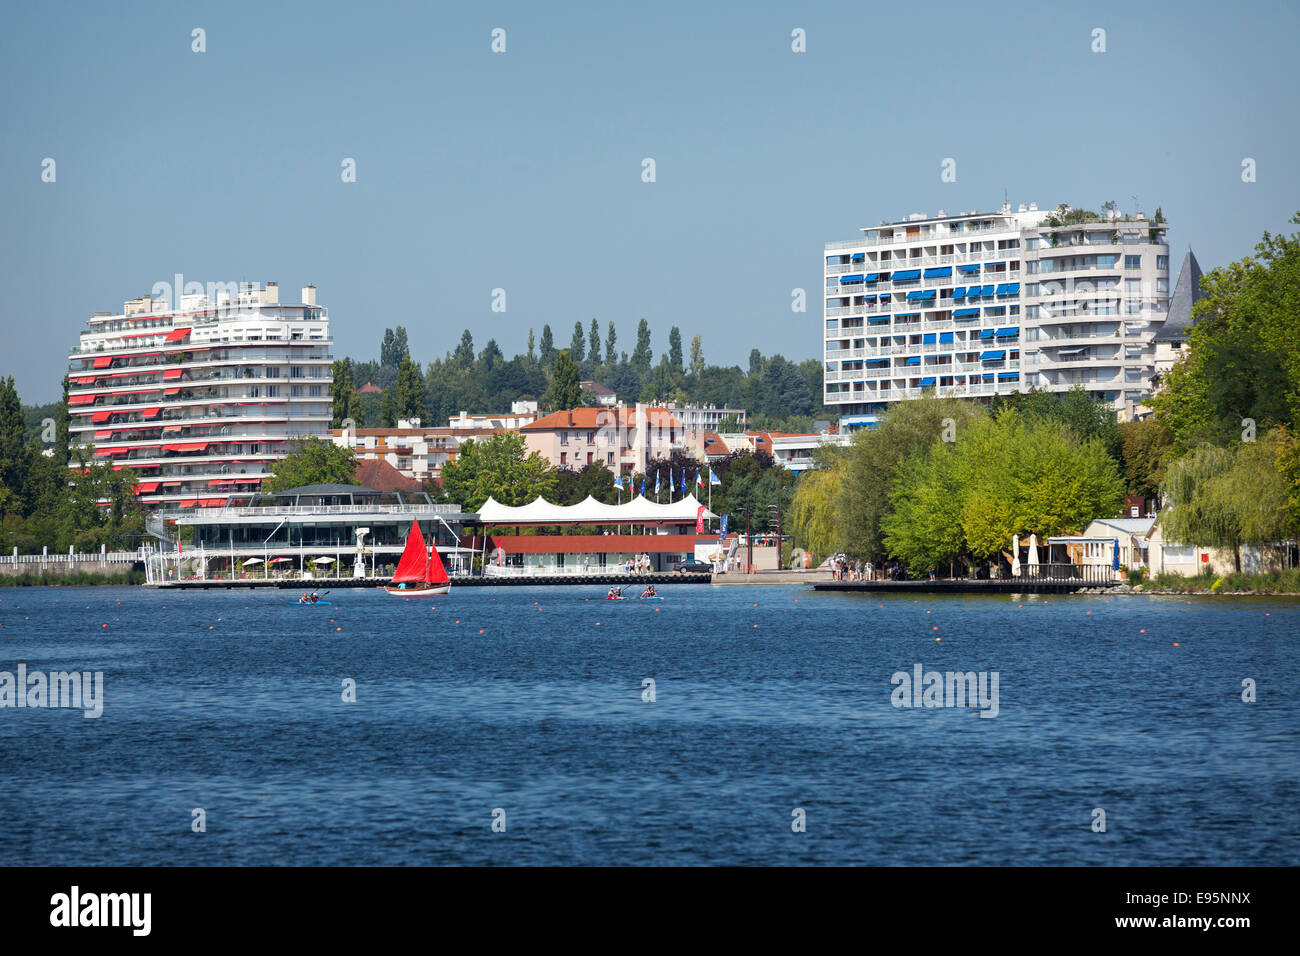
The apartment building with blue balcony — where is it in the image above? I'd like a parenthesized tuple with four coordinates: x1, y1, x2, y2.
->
(824, 202, 1173, 430)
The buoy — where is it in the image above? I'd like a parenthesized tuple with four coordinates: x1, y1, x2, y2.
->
(1139, 629, 1146, 633)
(932, 626, 938, 631)
(1086, 611, 1091, 615)
(103, 624, 108, 628)
(479, 629, 485, 634)
(935, 637, 941, 642)
(1173, 642, 1180, 646)
(336, 627, 342, 631)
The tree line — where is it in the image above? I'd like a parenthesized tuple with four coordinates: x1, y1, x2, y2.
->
(330, 319, 832, 433)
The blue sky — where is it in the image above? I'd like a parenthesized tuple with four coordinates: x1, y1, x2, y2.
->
(2, 0, 1297, 402)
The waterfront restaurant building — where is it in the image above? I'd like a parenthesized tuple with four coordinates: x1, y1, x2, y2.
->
(67, 281, 333, 509)
(144, 484, 475, 584)
(477, 494, 723, 576)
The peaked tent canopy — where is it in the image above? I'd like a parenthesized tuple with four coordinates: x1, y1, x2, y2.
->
(477, 494, 718, 525)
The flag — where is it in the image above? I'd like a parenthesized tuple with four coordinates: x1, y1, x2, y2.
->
(696, 505, 706, 534)
(613, 472, 623, 490)
(696, 470, 704, 488)
(640, 476, 646, 496)
(655, 472, 661, 495)
(720, 514, 728, 537)
(680, 470, 687, 493)
(709, 469, 721, 486)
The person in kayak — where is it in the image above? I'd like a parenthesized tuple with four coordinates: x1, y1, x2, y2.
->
(640, 584, 656, 599)
(607, 587, 618, 600)
(309, 591, 320, 604)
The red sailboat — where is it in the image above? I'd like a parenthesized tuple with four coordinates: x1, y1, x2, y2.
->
(382, 519, 451, 596)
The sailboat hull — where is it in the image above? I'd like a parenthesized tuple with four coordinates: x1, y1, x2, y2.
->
(382, 583, 452, 596)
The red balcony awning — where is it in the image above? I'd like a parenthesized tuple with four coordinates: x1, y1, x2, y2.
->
(233, 477, 264, 484)
(164, 328, 191, 342)
(141, 407, 161, 419)
(69, 395, 96, 405)
(70, 376, 95, 385)
(163, 388, 180, 396)
(199, 498, 227, 507)
(208, 478, 235, 485)
(163, 368, 184, 381)
(178, 499, 198, 508)
(92, 356, 113, 368)
(164, 442, 208, 453)
(90, 410, 112, 422)
(135, 482, 160, 493)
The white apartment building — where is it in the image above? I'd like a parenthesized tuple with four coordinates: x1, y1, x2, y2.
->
(824, 202, 1172, 430)
(660, 403, 747, 433)
(67, 281, 333, 508)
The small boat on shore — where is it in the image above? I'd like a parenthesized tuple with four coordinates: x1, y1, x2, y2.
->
(382, 519, 451, 596)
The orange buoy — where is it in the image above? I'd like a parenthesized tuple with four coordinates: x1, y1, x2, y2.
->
(1173, 641, 1180, 646)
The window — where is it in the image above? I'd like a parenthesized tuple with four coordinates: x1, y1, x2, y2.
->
(560, 452, 567, 465)
(607, 452, 614, 465)
(1156, 278, 1169, 293)
(1125, 279, 1141, 292)
(1156, 255, 1169, 270)
(266, 367, 280, 378)
(1125, 255, 1141, 269)
(266, 385, 280, 397)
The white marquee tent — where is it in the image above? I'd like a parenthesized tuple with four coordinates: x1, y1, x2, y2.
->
(477, 493, 717, 525)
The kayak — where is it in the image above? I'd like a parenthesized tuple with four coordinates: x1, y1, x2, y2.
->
(290, 601, 332, 606)
(604, 596, 663, 600)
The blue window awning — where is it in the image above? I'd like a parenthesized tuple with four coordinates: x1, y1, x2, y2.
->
(868, 316, 890, 323)
(958, 263, 981, 273)
(892, 269, 921, 281)
(923, 266, 952, 278)
(964, 287, 981, 298)
(906, 289, 937, 300)
(939, 332, 954, 343)
(979, 329, 997, 339)
(979, 349, 1006, 360)
(918, 377, 937, 387)
(906, 357, 921, 365)
(864, 273, 880, 282)
(840, 274, 864, 284)
(997, 371, 1018, 380)
(895, 312, 920, 319)
(952, 287, 967, 298)
(995, 327, 1019, 337)
(953, 308, 980, 318)
(982, 373, 995, 381)
(923, 333, 937, 344)
(996, 282, 1020, 295)
(851, 253, 865, 261)
(980, 285, 997, 296)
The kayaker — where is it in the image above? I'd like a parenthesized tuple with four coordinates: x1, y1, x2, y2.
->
(298, 593, 310, 604)
(309, 591, 319, 604)
(607, 587, 617, 600)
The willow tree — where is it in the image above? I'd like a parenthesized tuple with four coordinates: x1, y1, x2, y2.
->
(1159, 439, 1291, 573)
(790, 452, 845, 563)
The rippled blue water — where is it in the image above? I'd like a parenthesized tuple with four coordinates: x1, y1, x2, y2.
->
(0, 584, 1296, 865)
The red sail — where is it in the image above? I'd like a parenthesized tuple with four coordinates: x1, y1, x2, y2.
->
(425, 541, 450, 585)
(391, 520, 428, 583)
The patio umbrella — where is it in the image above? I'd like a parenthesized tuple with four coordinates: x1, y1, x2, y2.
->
(1112, 538, 1120, 570)
(1027, 534, 1039, 575)
(241, 558, 263, 566)
(1010, 534, 1020, 576)
(312, 556, 335, 565)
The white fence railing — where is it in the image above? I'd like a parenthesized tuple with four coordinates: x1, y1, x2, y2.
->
(0, 548, 144, 565)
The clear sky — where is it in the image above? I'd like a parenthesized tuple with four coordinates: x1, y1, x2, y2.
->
(2, 0, 1297, 402)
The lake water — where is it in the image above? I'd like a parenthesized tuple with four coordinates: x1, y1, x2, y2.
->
(1, 584, 1297, 866)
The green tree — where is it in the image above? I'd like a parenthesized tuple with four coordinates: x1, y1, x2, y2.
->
(790, 451, 845, 563)
(668, 326, 684, 374)
(527, 328, 536, 366)
(837, 396, 985, 562)
(539, 325, 555, 367)
(54, 376, 70, 467)
(263, 437, 359, 493)
(569, 321, 586, 364)
(688, 333, 704, 383)
(379, 386, 398, 427)
(1160, 439, 1292, 572)
(631, 318, 652, 375)
(330, 358, 357, 427)
(380, 328, 398, 367)
(588, 319, 601, 368)
(453, 329, 476, 369)
(440, 432, 557, 511)
(605, 321, 617, 366)
(548, 350, 582, 411)
(1118, 418, 1174, 499)
(396, 355, 425, 421)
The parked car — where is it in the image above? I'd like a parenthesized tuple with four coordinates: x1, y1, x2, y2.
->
(673, 559, 712, 573)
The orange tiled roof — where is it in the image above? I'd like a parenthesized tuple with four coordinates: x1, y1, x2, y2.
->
(522, 407, 684, 430)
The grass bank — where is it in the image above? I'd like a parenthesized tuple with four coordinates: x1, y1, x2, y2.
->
(0, 569, 146, 587)
(1147, 569, 1300, 595)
